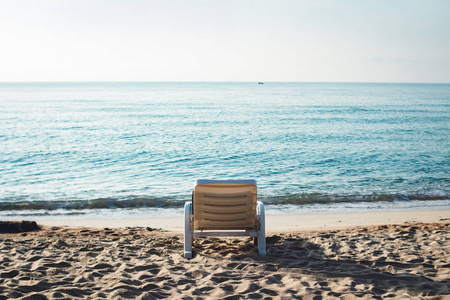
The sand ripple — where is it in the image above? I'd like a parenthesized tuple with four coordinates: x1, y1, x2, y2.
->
(0, 223, 449, 299)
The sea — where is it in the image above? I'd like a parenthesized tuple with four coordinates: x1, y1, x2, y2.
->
(0, 82, 449, 220)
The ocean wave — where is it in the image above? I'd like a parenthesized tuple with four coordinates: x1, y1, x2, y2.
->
(0, 192, 448, 212)
(262, 193, 449, 205)
(0, 196, 183, 211)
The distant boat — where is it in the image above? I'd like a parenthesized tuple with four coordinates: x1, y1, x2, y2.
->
(258, 82, 264, 84)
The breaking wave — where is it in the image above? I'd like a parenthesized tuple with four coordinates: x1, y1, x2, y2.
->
(1, 192, 448, 212)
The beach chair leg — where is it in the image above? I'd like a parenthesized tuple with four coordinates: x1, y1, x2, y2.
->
(257, 201, 266, 256)
(184, 202, 193, 258)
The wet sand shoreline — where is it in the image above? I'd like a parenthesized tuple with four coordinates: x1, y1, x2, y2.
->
(36, 209, 450, 233)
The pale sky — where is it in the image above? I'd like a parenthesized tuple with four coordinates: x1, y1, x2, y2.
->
(1, 0, 449, 83)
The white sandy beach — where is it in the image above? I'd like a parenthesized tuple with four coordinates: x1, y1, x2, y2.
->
(1, 210, 449, 299)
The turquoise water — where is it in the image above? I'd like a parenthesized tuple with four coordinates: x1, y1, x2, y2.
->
(0, 82, 449, 219)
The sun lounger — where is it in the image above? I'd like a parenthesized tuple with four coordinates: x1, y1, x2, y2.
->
(184, 179, 266, 258)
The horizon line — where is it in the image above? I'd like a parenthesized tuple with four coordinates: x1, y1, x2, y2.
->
(1, 81, 449, 84)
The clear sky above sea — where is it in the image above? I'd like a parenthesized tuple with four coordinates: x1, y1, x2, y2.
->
(0, 0, 449, 83)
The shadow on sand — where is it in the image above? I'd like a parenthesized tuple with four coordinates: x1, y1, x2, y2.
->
(192, 223, 449, 298)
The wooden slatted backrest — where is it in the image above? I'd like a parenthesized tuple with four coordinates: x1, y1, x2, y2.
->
(193, 182, 257, 230)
